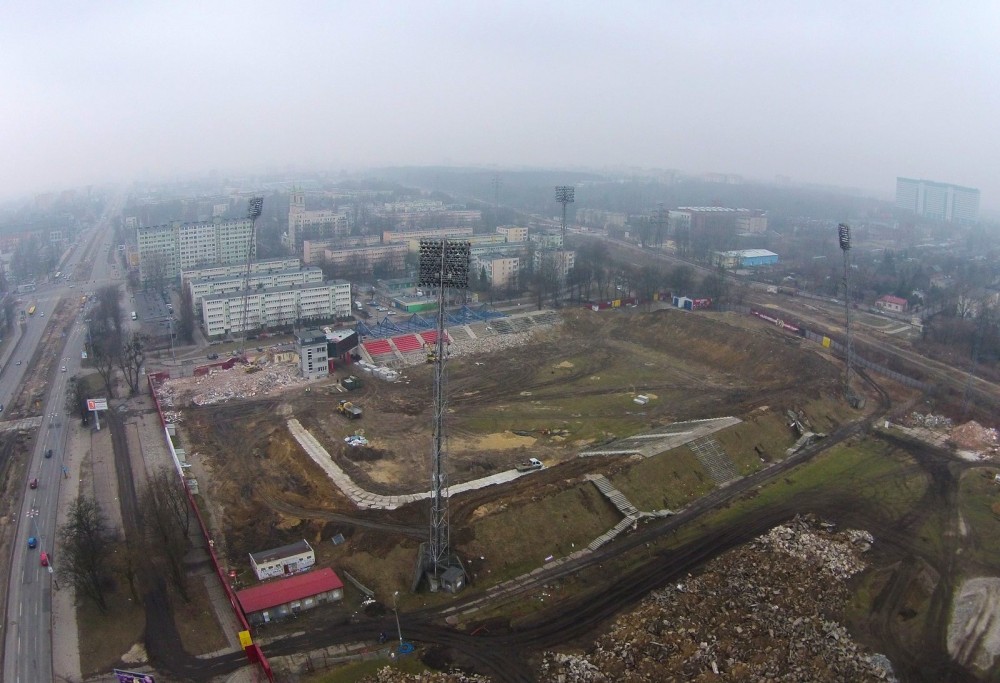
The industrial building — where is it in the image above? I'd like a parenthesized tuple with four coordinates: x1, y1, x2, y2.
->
(201, 280, 351, 337)
(895, 177, 980, 224)
(237, 567, 344, 626)
(249, 539, 316, 580)
(136, 218, 255, 281)
(713, 249, 779, 269)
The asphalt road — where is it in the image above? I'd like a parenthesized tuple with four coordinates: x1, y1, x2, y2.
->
(1, 197, 122, 683)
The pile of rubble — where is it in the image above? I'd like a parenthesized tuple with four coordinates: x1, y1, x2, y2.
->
(452, 329, 536, 357)
(537, 515, 892, 683)
(365, 669, 489, 683)
(905, 412, 953, 430)
(157, 363, 306, 407)
(950, 420, 1000, 452)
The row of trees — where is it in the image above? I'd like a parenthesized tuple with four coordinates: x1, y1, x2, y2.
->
(87, 284, 145, 397)
(58, 467, 194, 612)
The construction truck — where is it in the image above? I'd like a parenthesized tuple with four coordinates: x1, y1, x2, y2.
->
(337, 399, 363, 419)
(515, 457, 543, 472)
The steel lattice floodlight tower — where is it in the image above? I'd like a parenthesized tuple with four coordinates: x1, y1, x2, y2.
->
(838, 223, 855, 403)
(238, 196, 264, 357)
(555, 186, 575, 243)
(417, 239, 470, 589)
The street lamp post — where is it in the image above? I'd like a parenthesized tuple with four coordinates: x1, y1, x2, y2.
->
(393, 590, 403, 647)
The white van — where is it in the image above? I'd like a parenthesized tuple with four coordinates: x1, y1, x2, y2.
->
(131, 311, 138, 320)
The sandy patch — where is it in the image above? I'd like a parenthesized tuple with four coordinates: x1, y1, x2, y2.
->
(555, 361, 575, 368)
(948, 576, 1000, 671)
(451, 431, 538, 452)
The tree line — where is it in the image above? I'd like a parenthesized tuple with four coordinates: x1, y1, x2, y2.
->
(86, 284, 146, 398)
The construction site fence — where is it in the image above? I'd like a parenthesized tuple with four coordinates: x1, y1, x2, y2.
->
(146, 373, 274, 681)
(723, 304, 932, 393)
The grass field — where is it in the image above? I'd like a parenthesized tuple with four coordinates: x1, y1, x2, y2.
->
(956, 467, 1000, 569)
(77, 590, 146, 676)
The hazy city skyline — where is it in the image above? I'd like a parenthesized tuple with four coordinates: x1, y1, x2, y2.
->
(2, 2, 998, 208)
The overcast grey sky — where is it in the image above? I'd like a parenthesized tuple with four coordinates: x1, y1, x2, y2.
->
(2, 1, 999, 206)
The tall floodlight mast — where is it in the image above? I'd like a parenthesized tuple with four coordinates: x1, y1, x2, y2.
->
(417, 239, 470, 589)
(555, 185, 575, 243)
(838, 223, 854, 403)
(238, 196, 264, 357)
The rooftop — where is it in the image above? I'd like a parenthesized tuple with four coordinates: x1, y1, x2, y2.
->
(237, 567, 344, 614)
(249, 539, 313, 565)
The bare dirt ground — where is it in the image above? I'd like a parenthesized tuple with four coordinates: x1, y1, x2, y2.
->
(151, 306, 1000, 682)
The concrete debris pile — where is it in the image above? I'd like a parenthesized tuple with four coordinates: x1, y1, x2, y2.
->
(538, 515, 893, 683)
(396, 330, 537, 367)
(365, 668, 489, 683)
(157, 363, 306, 407)
(905, 412, 953, 430)
(949, 420, 999, 452)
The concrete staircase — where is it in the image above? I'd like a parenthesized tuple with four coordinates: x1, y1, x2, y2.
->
(688, 436, 740, 485)
(587, 474, 639, 517)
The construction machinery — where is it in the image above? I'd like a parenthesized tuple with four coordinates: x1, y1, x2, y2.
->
(337, 399, 363, 419)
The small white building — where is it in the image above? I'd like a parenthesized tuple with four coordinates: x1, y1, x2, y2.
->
(249, 539, 315, 580)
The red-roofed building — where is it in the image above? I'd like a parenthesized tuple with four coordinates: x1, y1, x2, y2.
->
(875, 295, 908, 313)
(237, 567, 344, 625)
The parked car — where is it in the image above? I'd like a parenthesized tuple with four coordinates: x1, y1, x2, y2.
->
(207, 353, 219, 360)
(29, 478, 38, 489)
(45, 449, 53, 459)
(61, 366, 66, 372)
(16, 360, 21, 365)
(27, 536, 37, 549)
(40, 552, 48, 567)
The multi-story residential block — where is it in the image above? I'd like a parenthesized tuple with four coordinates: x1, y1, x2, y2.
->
(895, 177, 980, 224)
(318, 243, 408, 272)
(181, 258, 302, 285)
(474, 255, 520, 288)
(288, 190, 352, 249)
(201, 280, 351, 337)
(187, 266, 324, 314)
(302, 236, 382, 265)
(137, 218, 255, 281)
(381, 227, 474, 244)
(496, 225, 529, 242)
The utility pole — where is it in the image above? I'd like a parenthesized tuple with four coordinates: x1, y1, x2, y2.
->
(838, 223, 856, 406)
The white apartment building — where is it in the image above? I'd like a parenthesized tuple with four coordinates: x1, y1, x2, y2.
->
(181, 258, 301, 284)
(381, 227, 474, 244)
(533, 249, 576, 278)
(475, 255, 520, 288)
(201, 280, 351, 337)
(496, 225, 528, 242)
(895, 178, 980, 224)
(320, 243, 408, 271)
(187, 267, 324, 314)
(288, 190, 351, 248)
(137, 218, 255, 281)
(302, 236, 382, 265)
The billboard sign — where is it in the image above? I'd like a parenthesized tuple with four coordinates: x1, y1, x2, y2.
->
(113, 670, 155, 683)
(86, 398, 108, 411)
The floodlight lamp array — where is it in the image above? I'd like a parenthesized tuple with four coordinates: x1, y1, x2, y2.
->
(838, 223, 851, 251)
(247, 197, 264, 219)
(555, 186, 575, 204)
(418, 240, 471, 289)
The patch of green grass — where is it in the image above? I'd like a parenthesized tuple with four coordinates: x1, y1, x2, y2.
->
(304, 655, 428, 683)
(957, 468, 1000, 568)
(713, 410, 795, 475)
(459, 485, 621, 583)
(611, 448, 715, 511)
(698, 437, 927, 532)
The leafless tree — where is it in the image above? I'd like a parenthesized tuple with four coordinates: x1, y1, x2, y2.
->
(142, 467, 192, 601)
(117, 332, 145, 396)
(141, 251, 171, 293)
(88, 319, 118, 398)
(177, 285, 195, 343)
(57, 496, 113, 612)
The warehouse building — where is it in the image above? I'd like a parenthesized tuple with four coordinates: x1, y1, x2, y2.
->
(237, 567, 344, 625)
(249, 539, 315, 580)
(713, 249, 779, 269)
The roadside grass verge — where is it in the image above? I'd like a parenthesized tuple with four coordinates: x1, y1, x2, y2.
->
(77, 589, 145, 676)
(173, 576, 229, 655)
(957, 467, 1000, 569)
